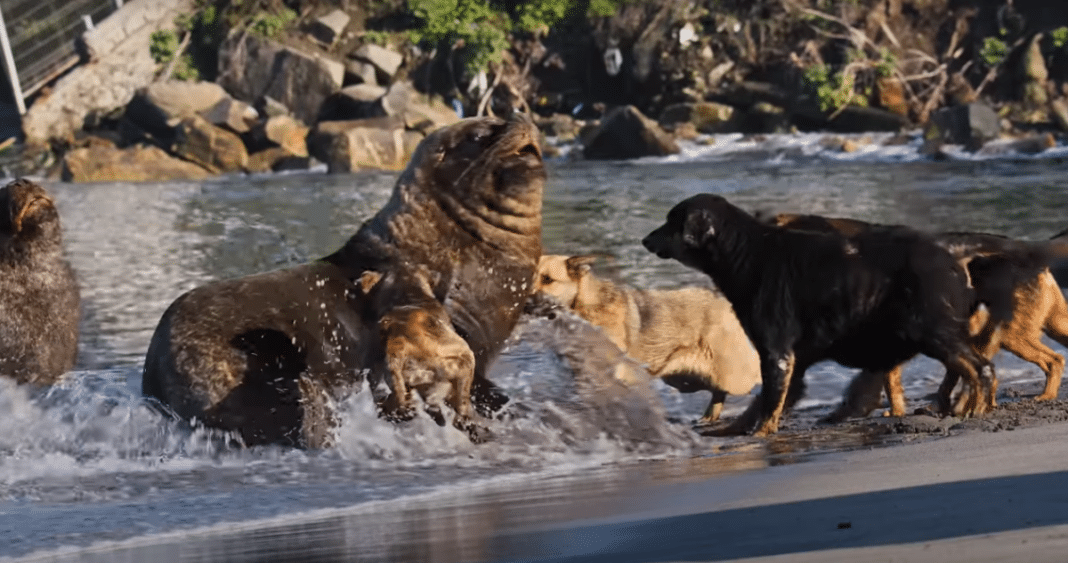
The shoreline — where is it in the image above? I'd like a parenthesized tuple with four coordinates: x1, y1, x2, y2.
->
(14, 399, 1068, 562)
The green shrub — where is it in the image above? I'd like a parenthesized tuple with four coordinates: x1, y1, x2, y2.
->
(249, 8, 297, 38)
(980, 36, 1009, 67)
(149, 29, 200, 81)
(407, 0, 632, 74)
(1053, 27, 1068, 49)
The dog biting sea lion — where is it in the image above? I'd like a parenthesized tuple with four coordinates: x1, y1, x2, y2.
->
(142, 113, 546, 448)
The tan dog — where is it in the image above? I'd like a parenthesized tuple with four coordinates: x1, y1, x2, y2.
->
(533, 254, 760, 423)
(360, 268, 476, 429)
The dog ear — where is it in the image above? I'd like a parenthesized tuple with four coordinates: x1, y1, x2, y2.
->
(358, 271, 383, 294)
(683, 209, 716, 247)
(565, 255, 598, 278)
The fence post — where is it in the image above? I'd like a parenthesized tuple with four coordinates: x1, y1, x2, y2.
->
(0, 6, 25, 115)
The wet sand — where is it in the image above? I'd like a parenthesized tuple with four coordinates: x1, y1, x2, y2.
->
(16, 393, 1068, 563)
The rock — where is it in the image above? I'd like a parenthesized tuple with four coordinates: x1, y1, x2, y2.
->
(536, 114, 580, 141)
(379, 81, 411, 117)
(827, 106, 909, 133)
(171, 115, 249, 173)
(1051, 98, 1068, 132)
(978, 133, 1057, 156)
(308, 9, 350, 46)
(946, 73, 978, 105)
(351, 44, 404, 84)
(733, 102, 790, 134)
(327, 126, 411, 173)
(582, 105, 680, 160)
(260, 96, 290, 118)
(659, 102, 735, 133)
(218, 31, 344, 124)
(877, 76, 909, 117)
(344, 59, 379, 86)
(123, 81, 228, 140)
(317, 84, 389, 121)
(307, 116, 405, 163)
(200, 97, 259, 134)
(671, 122, 700, 140)
(245, 147, 312, 174)
(257, 115, 309, 157)
(22, 0, 187, 146)
(924, 103, 1001, 151)
(707, 61, 735, 88)
(62, 144, 212, 182)
(402, 92, 462, 133)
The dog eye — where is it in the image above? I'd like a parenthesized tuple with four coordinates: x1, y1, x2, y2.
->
(540, 275, 553, 286)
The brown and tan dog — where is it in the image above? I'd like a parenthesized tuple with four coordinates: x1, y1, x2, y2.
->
(359, 268, 476, 429)
(832, 267, 1068, 420)
(533, 254, 760, 423)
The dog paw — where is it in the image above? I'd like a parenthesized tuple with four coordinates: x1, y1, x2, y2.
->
(455, 418, 494, 443)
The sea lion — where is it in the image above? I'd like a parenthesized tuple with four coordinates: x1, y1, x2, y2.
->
(0, 179, 80, 385)
(142, 113, 545, 448)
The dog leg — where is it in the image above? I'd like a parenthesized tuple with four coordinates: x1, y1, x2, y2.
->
(1002, 337, 1065, 401)
(942, 351, 990, 417)
(384, 354, 414, 421)
(823, 368, 885, 423)
(706, 394, 761, 436)
(884, 365, 906, 417)
(1039, 283, 1068, 400)
(699, 390, 728, 424)
(753, 352, 795, 437)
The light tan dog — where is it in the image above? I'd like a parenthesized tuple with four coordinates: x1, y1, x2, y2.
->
(533, 254, 760, 423)
(360, 268, 476, 430)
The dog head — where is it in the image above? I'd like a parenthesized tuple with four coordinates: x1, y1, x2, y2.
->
(533, 254, 599, 308)
(642, 194, 733, 269)
(0, 179, 60, 241)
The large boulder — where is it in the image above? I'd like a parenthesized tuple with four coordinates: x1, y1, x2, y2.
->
(62, 144, 212, 182)
(200, 97, 259, 134)
(250, 114, 310, 157)
(317, 84, 388, 121)
(308, 9, 350, 46)
(659, 102, 735, 133)
(218, 31, 344, 124)
(171, 115, 249, 173)
(307, 116, 404, 163)
(582, 105, 680, 160)
(123, 81, 229, 141)
(924, 103, 1001, 151)
(351, 44, 404, 84)
(327, 126, 412, 173)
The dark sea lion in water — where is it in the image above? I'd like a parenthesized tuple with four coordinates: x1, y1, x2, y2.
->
(142, 113, 546, 448)
(0, 179, 80, 385)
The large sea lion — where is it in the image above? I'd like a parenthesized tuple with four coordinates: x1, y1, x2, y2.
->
(0, 179, 80, 385)
(142, 113, 546, 448)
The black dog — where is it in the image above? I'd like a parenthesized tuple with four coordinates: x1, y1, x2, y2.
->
(642, 194, 992, 436)
(763, 212, 1057, 418)
(0, 179, 80, 385)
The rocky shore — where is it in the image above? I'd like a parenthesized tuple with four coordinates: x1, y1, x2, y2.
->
(15, 0, 1068, 181)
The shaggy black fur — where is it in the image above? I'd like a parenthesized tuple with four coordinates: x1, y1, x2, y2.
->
(0, 179, 80, 385)
(642, 194, 992, 436)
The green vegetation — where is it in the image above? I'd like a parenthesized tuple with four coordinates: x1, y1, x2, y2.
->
(150, 30, 200, 81)
(1053, 26, 1068, 49)
(407, 0, 632, 74)
(804, 64, 866, 113)
(249, 8, 298, 38)
(980, 36, 1009, 67)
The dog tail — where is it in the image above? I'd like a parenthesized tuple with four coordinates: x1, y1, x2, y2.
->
(968, 303, 990, 337)
(966, 253, 1044, 325)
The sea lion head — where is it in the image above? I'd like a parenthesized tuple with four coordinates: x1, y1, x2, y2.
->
(396, 113, 546, 240)
(0, 179, 61, 244)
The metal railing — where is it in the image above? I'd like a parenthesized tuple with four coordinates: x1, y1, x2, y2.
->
(0, 0, 118, 113)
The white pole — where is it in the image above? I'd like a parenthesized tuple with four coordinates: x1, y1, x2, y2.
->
(0, 7, 25, 115)
(114, 0, 124, 7)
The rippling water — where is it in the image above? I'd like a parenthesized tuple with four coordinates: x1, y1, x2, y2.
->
(5, 138, 1068, 561)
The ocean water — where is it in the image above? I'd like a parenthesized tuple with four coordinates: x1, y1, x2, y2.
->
(4, 134, 1068, 561)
